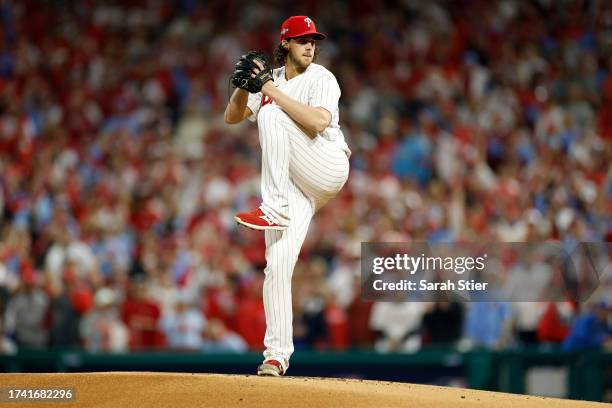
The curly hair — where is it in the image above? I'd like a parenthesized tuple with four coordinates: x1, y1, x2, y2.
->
(273, 41, 320, 67)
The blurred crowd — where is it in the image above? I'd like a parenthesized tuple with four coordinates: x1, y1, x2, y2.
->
(0, 0, 611, 354)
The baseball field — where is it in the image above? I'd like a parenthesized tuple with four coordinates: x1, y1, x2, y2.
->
(0, 372, 606, 408)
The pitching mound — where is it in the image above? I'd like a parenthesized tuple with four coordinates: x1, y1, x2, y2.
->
(0, 372, 606, 408)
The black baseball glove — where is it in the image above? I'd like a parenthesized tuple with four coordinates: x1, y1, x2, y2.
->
(231, 50, 273, 93)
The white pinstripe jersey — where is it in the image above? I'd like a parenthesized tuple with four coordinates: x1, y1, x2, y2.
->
(247, 63, 351, 157)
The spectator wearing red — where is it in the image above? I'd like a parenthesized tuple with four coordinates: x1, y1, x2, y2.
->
(235, 277, 266, 350)
(121, 277, 163, 350)
(537, 302, 574, 344)
(324, 292, 349, 351)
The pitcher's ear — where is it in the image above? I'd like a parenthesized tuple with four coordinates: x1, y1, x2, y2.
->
(281, 39, 289, 50)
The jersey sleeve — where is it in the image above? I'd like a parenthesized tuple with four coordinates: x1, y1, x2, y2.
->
(246, 92, 262, 122)
(308, 71, 341, 116)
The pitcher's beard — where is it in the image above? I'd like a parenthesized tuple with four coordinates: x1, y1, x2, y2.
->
(288, 54, 311, 73)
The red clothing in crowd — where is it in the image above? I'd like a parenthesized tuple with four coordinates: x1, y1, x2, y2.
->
(347, 298, 375, 347)
(203, 287, 238, 333)
(537, 302, 570, 343)
(325, 303, 349, 350)
(235, 296, 266, 350)
(121, 297, 163, 350)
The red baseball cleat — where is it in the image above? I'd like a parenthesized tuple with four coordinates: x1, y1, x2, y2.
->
(234, 207, 287, 231)
(257, 359, 285, 376)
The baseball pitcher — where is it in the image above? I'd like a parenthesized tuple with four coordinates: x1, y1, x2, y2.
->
(224, 15, 350, 376)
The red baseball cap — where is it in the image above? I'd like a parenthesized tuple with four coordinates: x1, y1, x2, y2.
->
(280, 16, 326, 42)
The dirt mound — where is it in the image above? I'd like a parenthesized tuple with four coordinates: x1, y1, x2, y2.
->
(0, 372, 605, 408)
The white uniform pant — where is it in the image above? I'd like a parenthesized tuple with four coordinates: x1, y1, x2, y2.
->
(257, 105, 349, 372)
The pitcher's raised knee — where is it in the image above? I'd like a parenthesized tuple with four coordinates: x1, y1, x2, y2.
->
(258, 104, 292, 123)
